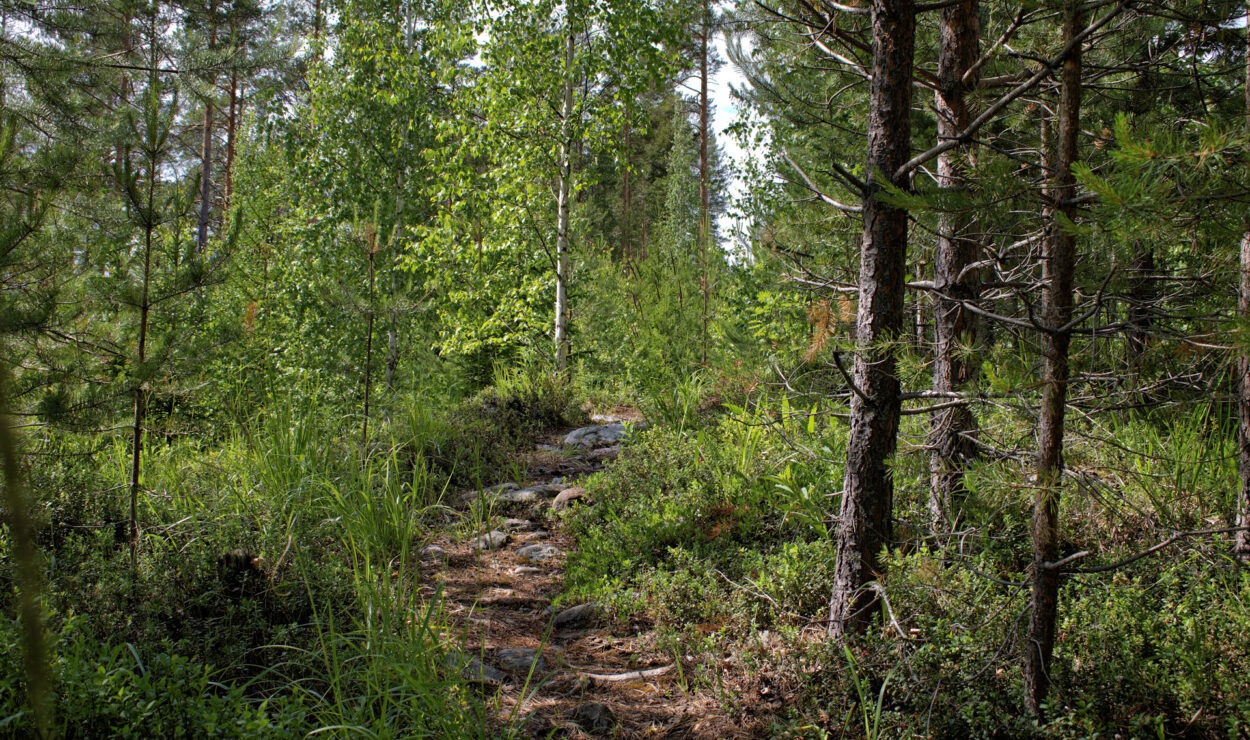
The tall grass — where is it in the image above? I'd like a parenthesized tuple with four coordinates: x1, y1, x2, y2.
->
(5, 386, 488, 736)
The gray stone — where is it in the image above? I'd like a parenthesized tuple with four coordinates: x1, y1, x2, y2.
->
(502, 518, 535, 532)
(552, 486, 587, 511)
(588, 445, 620, 463)
(553, 603, 597, 628)
(517, 543, 561, 564)
(495, 647, 547, 675)
(525, 483, 566, 497)
(445, 652, 506, 684)
(573, 703, 615, 734)
(496, 484, 563, 504)
(473, 530, 510, 551)
(458, 481, 519, 505)
(564, 422, 628, 448)
(418, 545, 448, 564)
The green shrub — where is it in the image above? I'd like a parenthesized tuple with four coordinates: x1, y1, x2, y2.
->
(564, 404, 842, 633)
(0, 615, 279, 738)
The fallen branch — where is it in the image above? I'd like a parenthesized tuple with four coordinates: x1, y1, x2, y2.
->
(575, 664, 675, 683)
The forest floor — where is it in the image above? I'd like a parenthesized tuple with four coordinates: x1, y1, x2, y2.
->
(416, 413, 769, 738)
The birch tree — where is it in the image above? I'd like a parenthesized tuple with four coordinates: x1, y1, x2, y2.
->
(475, 0, 678, 374)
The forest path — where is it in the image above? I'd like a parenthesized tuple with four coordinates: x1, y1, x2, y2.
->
(418, 414, 748, 738)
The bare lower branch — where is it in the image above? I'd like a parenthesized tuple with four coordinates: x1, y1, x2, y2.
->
(897, 0, 1129, 179)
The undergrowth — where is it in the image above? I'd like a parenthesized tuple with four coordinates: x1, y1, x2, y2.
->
(0, 368, 583, 736)
(563, 383, 1250, 738)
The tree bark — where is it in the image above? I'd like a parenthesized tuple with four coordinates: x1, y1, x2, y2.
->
(223, 66, 238, 213)
(698, 0, 712, 367)
(1236, 4, 1250, 559)
(362, 245, 375, 446)
(1024, 1, 1082, 716)
(197, 102, 213, 252)
(622, 117, 632, 264)
(554, 26, 575, 373)
(828, 0, 915, 639)
(0, 375, 51, 734)
(928, 0, 981, 530)
(1125, 244, 1154, 361)
(130, 5, 161, 574)
(196, 1, 217, 253)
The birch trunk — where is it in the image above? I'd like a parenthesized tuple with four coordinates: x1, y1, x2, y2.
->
(554, 28, 575, 373)
(1236, 4, 1250, 558)
(196, 2, 217, 253)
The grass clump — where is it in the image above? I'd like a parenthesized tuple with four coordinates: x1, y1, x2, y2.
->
(1, 385, 491, 736)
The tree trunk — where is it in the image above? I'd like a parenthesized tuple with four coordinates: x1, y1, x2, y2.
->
(1236, 5, 1250, 559)
(196, 2, 217, 253)
(554, 27, 575, 374)
(362, 246, 375, 446)
(387, 173, 405, 397)
(1024, 1, 1081, 716)
(0, 375, 51, 734)
(385, 307, 399, 394)
(622, 117, 632, 264)
(197, 102, 213, 252)
(130, 6, 161, 574)
(129, 258, 150, 573)
(698, 0, 712, 367)
(928, 0, 981, 530)
(223, 66, 238, 212)
(1126, 244, 1154, 360)
(828, 0, 915, 639)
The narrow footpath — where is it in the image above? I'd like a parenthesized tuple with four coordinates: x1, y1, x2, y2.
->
(417, 415, 753, 738)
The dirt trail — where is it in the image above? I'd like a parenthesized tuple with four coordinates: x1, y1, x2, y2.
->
(418, 419, 756, 738)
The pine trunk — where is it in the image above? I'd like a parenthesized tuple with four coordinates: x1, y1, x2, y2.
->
(1237, 4, 1250, 558)
(928, 0, 981, 530)
(698, 0, 711, 367)
(130, 6, 160, 574)
(1126, 245, 1154, 360)
(1024, 1, 1081, 716)
(828, 0, 915, 639)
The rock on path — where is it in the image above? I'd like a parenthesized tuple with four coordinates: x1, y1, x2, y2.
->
(517, 543, 561, 564)
(552, 486, 587, 511)
(553, 602, 597, 628)
(473, 530, 510, 551)
(564, 422, 633, 448)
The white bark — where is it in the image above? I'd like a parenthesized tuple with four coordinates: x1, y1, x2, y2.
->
(554, 27, 575, 373)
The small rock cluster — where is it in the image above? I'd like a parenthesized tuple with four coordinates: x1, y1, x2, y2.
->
(430, 419, 652, 737)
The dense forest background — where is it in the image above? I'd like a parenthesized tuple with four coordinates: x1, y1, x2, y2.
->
(4, 0, 1250, 736)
